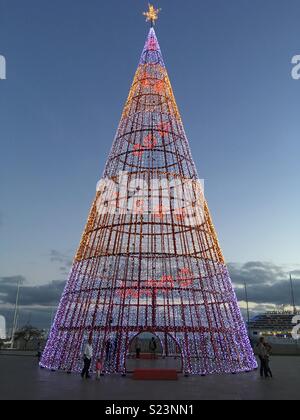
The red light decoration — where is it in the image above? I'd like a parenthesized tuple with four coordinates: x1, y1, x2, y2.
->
(178, 268, 194, 288)
(157, 121, 171, 137)
(133, 144, 144, 158)
(154, 80, 165, 94)
(143, 133, 158, 149)
(154, 205, 167, 220)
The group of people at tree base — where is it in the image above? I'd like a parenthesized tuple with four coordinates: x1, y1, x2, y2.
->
(81, 336, 158, 379)
(81, 336, 273, 380)
(135, 337, 157, 359)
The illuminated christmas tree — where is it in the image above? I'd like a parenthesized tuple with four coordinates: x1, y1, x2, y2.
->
(41, 5, 257, 375)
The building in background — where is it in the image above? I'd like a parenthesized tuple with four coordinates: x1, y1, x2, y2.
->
(248, 311, 300, 355)
(0, 315, 6, 340)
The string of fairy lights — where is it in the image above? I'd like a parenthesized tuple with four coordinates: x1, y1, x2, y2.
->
(41, 6, 257, 376)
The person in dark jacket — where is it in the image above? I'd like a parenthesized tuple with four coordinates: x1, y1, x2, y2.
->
(256, 337, 269, 378)
(81, 338, 93, 379)
(149, 337, 157, 359)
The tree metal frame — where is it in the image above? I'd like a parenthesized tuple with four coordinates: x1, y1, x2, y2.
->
(41, 25, 257, 376)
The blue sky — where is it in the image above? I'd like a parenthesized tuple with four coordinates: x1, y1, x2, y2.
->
(0, 0, 299, 328)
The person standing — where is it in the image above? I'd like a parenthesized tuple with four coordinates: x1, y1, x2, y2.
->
(95, 358, 102, 380)
(256, 337, 269, 378)
(264, 342, 273, 378)
(81, 338, 93, 379)
(37, 342, 42, 362)
(105, 338, 112, 361)
(104, 338, 113, 370)
(135, 338, 141, 359)
(149, 337, 157, 359)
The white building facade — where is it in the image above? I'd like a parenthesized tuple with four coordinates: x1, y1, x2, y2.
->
(0, 315, 6, 340)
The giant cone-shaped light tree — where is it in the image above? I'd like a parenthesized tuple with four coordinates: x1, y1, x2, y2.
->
(41, 6, 257, 375)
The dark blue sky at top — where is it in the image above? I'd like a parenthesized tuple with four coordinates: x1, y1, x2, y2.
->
(0, 0, 299, 289)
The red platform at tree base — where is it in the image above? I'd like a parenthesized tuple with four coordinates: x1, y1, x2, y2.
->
(133, 369, 178, 381)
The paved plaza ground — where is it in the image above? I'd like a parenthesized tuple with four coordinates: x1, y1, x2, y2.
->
(0, 354, 299, 400)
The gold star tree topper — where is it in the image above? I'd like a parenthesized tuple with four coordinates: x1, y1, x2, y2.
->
(143, 4, 161, 26)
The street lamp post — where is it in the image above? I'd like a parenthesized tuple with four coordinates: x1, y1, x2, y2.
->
(244, 280, 250, 324)
(11, 278, 21, 349)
